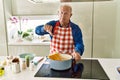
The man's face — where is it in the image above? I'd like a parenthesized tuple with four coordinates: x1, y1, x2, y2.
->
(58, 6, 72, 25)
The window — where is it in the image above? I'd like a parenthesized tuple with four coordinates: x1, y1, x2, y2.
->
(7, 15, 58, 42)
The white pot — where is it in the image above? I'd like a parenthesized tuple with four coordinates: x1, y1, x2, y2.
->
(49, 54, 73, 71)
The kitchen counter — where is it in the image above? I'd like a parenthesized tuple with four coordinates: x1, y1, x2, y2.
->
(8, 39, 50, 46)
(99, 58, 120, 80)
(1, 58, 120, 80)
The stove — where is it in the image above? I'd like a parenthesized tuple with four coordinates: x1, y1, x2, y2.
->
(34, 59, 109, 80)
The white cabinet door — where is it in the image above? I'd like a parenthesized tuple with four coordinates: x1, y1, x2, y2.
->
(93, 1, 117, 58)
(113, 0, 120, 58)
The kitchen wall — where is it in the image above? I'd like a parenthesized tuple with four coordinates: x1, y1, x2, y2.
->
(0, 0, 8, 56)
(2, 0, 120, 58)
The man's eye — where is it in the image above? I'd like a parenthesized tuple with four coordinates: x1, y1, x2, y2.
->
(61, 12, 63, 14)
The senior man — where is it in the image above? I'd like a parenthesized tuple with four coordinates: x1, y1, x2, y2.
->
(35, 4, 84, 61)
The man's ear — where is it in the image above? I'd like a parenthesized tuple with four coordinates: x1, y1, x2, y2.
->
(70, 13, 72, 17)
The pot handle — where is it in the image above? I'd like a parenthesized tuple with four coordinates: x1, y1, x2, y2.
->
(72, 57, 76, 70)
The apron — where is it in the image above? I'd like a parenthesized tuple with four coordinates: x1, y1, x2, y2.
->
(50, 21, 74, 55)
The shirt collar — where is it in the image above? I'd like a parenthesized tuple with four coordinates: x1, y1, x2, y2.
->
(58, 21, 70, 28)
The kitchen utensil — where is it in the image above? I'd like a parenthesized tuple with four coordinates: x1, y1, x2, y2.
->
(48, 54, 73, 71)
(32, 57, 44, 65)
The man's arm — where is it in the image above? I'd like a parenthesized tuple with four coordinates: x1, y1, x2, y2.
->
(72, 24, 84, 61)
(35, 25, 48, 35)
(72, 24, 84, 56)
(35, 20, 57, 35)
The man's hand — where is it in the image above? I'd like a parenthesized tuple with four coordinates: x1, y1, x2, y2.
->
(71, 51, 81, 61)
(44, 24, 53, 36)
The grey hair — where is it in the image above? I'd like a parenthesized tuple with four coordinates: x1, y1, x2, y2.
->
(58, 4, 72, 13)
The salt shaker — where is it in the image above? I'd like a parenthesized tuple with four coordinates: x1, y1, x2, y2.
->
(29, 61, 34, 71)
(22, 60, 26, 70)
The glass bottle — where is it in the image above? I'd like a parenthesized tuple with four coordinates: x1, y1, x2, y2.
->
(25, 56, 30, 67)
(0, 66, 4, 76)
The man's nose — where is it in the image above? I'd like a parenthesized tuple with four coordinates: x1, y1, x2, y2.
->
(61, 13, 66, 17)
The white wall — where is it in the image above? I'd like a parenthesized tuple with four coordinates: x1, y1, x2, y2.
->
(71, 2, 93, 58)
(0, 0, 8, 56)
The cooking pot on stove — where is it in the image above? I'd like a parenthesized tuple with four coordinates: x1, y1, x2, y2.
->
(48, 54, 74, 71)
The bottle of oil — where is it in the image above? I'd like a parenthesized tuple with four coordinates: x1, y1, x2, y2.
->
(25, 55, 30, 67)
(0, 66, 4, 76)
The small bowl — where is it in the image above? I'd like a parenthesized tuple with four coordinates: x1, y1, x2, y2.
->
(19, 53, 35, 60)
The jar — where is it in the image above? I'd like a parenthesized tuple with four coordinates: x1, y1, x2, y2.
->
(12, 62, 20, 73)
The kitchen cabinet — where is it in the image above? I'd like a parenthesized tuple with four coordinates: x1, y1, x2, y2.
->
(0, 0, 8, 56)
(12, 0, 59, 15)
(11, 0, 92, 16)
(93, 1, 117, 58)
(114, 0, 120, 57)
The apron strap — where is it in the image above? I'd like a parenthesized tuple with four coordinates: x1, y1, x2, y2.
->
(53, 21, 60, 34)
(53, 21, 70, 34)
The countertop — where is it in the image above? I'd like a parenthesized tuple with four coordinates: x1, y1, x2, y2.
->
(8, 35, 51, 46)
(0, 58, 120, 80)
(8, 39, 50, 46)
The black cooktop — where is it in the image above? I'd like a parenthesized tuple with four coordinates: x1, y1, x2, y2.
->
(34, 59, 109, 80)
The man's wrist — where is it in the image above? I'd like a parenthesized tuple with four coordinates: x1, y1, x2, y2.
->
(74, 50, 81, 56)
